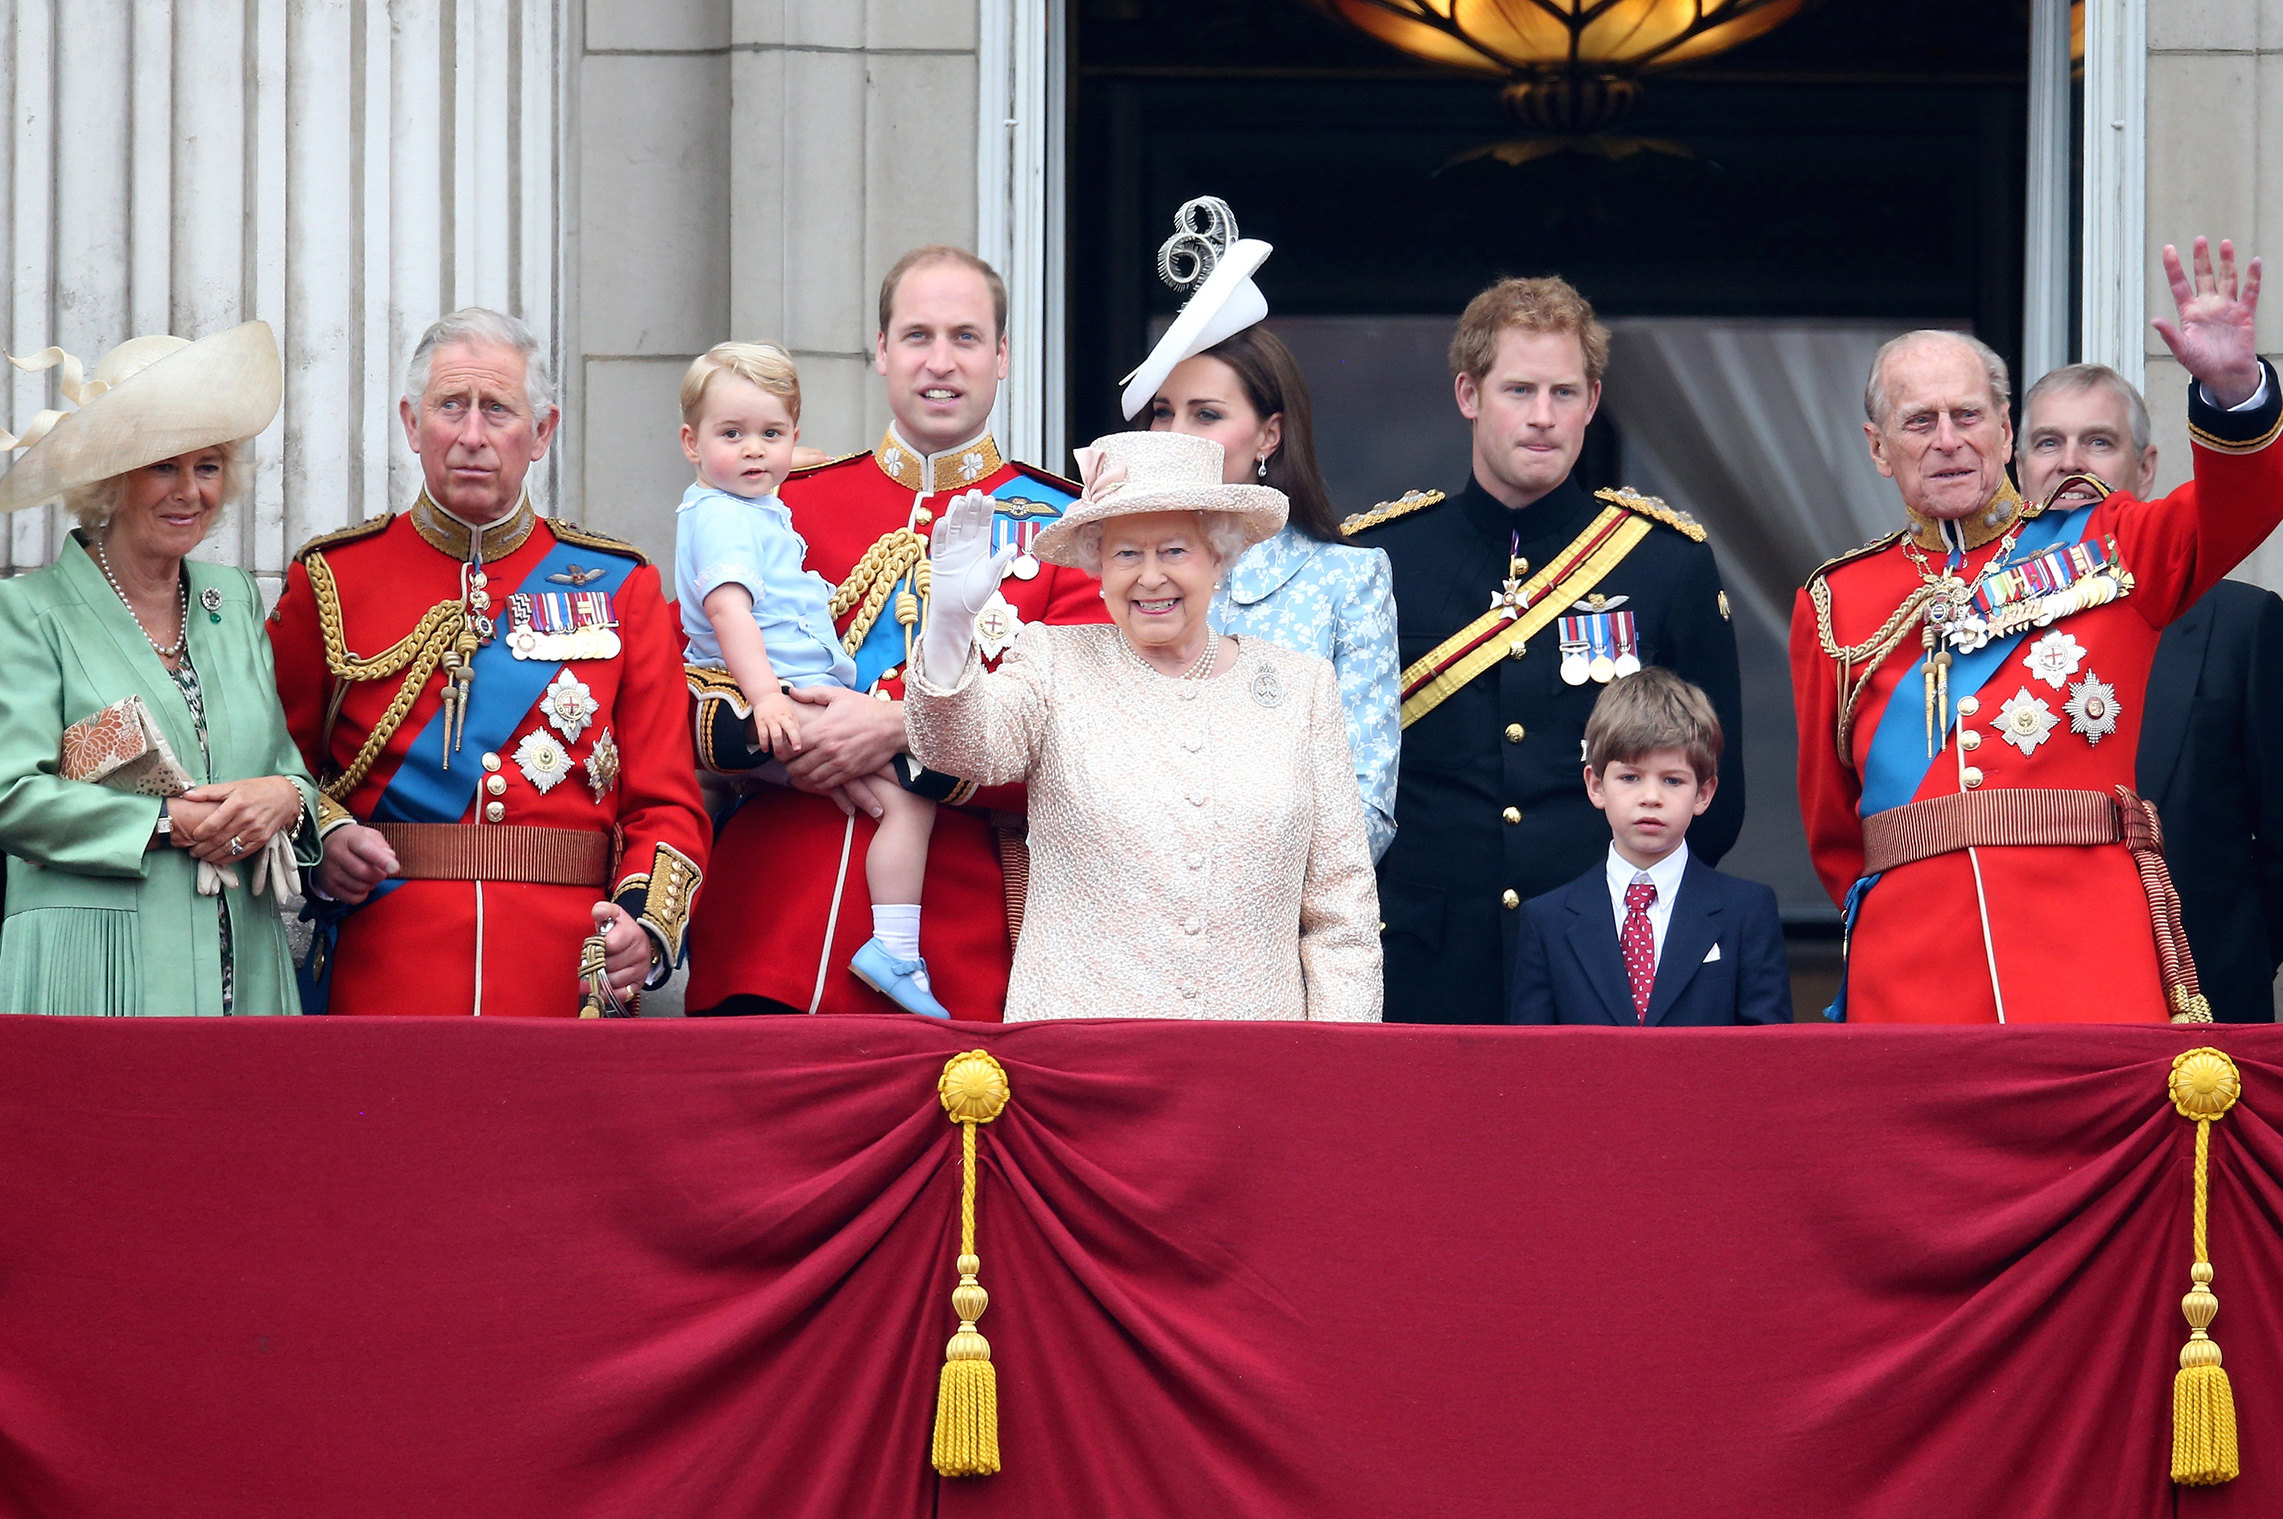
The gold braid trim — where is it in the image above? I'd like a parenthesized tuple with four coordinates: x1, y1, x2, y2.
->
(1597, 485, 1707, 542)
(1810, 564, 1937, 767)
(832, 529, 927, 657)
(304, 549, 466, 802)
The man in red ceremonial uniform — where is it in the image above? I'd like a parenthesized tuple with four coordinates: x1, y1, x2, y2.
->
(269, 309, 709, 1016)
(684, 247, 1107, 1018)
(1793, 238, 2280, 1023)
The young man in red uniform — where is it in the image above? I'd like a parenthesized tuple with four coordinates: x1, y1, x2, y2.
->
(684, 248, 1107, 1018)
(269, 309, 709, 1016)
(1792, 238, 2279, 1023)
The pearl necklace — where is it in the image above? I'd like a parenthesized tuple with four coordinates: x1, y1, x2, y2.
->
(94, 539, 189, 660)
(1118, 625, 1220, 681)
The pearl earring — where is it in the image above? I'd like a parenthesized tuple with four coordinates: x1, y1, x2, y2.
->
(1255, 456, 1268, 481)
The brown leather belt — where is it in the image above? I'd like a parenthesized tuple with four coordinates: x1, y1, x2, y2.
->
(1860, 789, 2122, 875)
(374, 821, 612, 888)
(1858, 785, 2210, 1020)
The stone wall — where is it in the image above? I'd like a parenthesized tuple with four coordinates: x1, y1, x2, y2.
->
(572, 0, 984, 567)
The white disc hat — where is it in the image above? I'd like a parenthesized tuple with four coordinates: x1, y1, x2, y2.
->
(0, 321, 281, 515)
(1118, 197, 1273, 421)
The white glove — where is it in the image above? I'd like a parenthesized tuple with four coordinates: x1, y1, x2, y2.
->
(921, 489, 1016, 682)
(193, 833, 302, 901)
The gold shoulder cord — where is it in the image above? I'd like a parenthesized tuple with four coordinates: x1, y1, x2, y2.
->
(832, 528, 928, 660)
(1811, 570, 1938, 766)
(304, 549, 468, 802)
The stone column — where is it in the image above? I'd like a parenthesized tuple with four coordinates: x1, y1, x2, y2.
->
(0, 0, 565, 591)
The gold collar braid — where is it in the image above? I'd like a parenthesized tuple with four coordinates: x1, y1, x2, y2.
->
(410, 492, 537, 562)
(873, 429, 1004, 495)
(1904, 477, 2025, 553)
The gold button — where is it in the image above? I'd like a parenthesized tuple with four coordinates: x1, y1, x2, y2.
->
(481, 752, 501, 773)
(1507, 642, 1528, 661)
(914, 507, 934, 526)
(485, 774, 507, 796)
(484, 800, 506, 822)
(1502, 806, 1521, 824)
(1501, 889, 1520, 910)
(1505, 724, 1525, 743)
(1957, 696, 1980, 717)
(1960, 729, 1981, 751)
(874, 689, 893, 702)
(880, 665, 901, 682)
(1962, 767, 1984, 789)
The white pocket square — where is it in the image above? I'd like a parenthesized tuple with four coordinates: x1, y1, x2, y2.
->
(1703, 943, 1722, 963)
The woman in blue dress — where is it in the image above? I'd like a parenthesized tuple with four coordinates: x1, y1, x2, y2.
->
(1122, 199, 1399, 858)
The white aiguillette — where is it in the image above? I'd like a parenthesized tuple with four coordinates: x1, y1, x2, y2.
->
(506, 588, 621, 661)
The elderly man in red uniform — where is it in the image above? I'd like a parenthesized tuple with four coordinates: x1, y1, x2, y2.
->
(684, 247, 1106, 1018)
(1793, 238, 2279, 1024)
(269, 309, 709, 1016)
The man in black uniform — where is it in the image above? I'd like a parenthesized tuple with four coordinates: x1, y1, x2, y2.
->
(1346, 275, 1745, 1025)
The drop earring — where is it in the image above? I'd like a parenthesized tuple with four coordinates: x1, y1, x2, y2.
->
(1255, 455, 1268, 480)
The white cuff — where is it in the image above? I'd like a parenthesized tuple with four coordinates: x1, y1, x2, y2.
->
(2201, 367, 2272, 413)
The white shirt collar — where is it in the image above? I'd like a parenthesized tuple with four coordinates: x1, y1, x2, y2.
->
(1604, 839, 1689, 904)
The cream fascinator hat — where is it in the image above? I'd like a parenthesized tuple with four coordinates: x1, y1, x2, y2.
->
(0, 321, 282, 515)
(1032, 430, 1287, 569)
(1118, 197, 1272, 421)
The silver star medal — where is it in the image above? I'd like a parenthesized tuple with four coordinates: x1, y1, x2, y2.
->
(972, 590, 1023, 661)
(2064, 674, 2122, 745)
(1996, 686, 2059, 755)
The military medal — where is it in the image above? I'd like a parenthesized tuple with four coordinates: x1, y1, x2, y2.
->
(1610, 610, 1641, 679)
(541, 669, 599, 742)
(584, 726, 621, 801)
(972, 590, 1023, 661)
(507, 589, 621, 661)
(1557, 615, 1592, 685)
(1491, 551, 1532, 621)
(513, 728, 573, 793)
(2064, 673, 2121, 745)
(1996, 686, 2059, 755)
(1586, 615, 1617, 683)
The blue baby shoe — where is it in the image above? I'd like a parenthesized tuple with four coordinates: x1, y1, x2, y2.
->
(850, 938, 952, 1018)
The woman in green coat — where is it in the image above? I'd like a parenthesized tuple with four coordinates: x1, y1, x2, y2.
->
(0, 322, 320, 1016)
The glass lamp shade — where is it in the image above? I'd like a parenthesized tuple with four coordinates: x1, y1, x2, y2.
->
(1305, 0, 1810, 81)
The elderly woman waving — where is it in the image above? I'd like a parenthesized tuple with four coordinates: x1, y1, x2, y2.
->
(0, 322, 320, 1016)
(906, 430, 1381, 1022)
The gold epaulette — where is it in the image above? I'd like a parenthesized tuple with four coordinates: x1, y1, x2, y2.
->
(1804, 529, 1908, 590)
(1340, 489, 1444, 537)
(1597, 486, 1705, 542)
(292, 513, 394, 563)
(792, 447, 869, 477)
(548, 520, 649, 565)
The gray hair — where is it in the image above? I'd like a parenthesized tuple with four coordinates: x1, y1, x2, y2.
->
(68, 437, 250, 537)
(1066, 510, 1252, 578)
(403, 307, 556, 414)
(1864, 330, 2012, 429)
(2021, 362, 2152, 455)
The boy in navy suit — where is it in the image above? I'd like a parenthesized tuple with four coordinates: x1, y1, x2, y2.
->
(1507, 668, 1790, 1026)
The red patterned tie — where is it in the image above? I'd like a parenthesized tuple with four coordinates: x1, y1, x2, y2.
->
(1622, 878, 1658, 1024)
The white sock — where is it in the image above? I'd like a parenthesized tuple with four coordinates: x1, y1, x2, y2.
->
(872, 904, 927, 989)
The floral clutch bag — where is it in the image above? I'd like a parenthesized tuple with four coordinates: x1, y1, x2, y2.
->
(59, 694, 195, 797)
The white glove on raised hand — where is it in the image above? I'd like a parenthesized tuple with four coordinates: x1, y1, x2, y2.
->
(920, 489, 1016, 682)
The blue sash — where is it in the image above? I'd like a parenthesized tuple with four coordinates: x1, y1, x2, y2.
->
(849, 472, 1074, 690)
(1825, 505, 2098, 1020)
(299, 538, 638, 1011)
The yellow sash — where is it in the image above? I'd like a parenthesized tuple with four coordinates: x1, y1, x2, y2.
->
(1398, 507, 1653, 728)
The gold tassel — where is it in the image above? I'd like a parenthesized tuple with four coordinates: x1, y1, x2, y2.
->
(2168, 1048, 2242, 1486)
(932, 1050, 1011, 1478)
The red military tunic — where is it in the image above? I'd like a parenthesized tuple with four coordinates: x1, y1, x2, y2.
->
(684, 427, 1109, 1019)
(269, 495, 710, 1016)
(1792, 368, 2283, 1022)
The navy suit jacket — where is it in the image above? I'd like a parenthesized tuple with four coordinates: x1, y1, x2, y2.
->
(1506, 854, 1790, 1026)
(2137, 578, 2283, 1022)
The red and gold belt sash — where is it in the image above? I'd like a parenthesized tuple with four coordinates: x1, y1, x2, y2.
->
(1397, 506, 1653, 728)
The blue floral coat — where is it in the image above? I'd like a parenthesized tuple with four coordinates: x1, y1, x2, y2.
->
(1211, 525, 1399, 859)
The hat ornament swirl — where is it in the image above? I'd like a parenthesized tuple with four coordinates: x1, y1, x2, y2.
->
(1118, 197, 1274, 421)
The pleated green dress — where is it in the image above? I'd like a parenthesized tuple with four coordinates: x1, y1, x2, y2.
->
(0, 536, 321, 1015)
